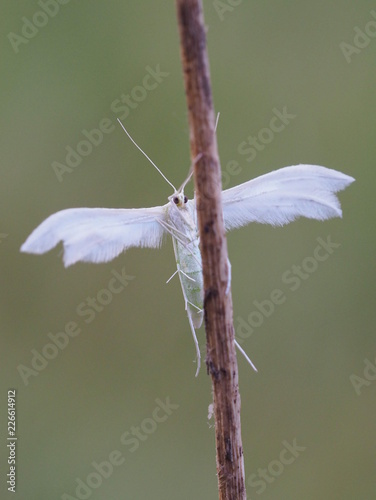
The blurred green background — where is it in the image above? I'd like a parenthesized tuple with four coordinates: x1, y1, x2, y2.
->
(1, 1, 375, 499)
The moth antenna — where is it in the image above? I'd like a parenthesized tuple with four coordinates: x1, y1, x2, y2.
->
(176, 113, 218, 194)
(177, 153, 203, 193)
(117, 119, 176, 192)
(178, 170, 194, 194)
(176, 111, 218, 195)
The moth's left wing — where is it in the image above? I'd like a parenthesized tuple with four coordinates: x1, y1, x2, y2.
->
(21, 205, 168, 267)
(222, 164, 354, 231)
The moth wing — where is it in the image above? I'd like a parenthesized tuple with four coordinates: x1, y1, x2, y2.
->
(21, 205, 169, 267)
(222, 164, 354, 231)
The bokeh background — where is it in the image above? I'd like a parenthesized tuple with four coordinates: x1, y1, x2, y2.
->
(1, 1, 375, 499)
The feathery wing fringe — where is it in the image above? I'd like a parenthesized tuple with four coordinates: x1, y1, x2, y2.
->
(222, 164, 354, 230)
(21, 206, 167, 267)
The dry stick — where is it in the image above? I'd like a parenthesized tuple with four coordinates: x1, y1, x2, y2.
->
(175, 1, 247, 498)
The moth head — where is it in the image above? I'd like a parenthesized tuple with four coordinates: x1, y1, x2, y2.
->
(168, 168, 194, 207)
(168, 192, 188, 208)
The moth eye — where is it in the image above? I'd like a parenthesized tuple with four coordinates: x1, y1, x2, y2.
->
(184, 196, 188, 204)
(173, 197, 179, 204)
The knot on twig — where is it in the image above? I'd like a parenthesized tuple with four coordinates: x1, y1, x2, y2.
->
(204, 220, 213, 234)
(206, 358, 228, 380)
(225, 437, 233, 462)
(204, 286, 218, 303)
(206, 360, 220, 379)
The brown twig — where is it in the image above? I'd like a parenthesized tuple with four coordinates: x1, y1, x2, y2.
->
(175, 1, 246, 498)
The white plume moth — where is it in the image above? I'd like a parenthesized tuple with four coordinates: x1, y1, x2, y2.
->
(21, 119, 354, 375)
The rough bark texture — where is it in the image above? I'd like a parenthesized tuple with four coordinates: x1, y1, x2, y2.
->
(176, 1, 246, 498)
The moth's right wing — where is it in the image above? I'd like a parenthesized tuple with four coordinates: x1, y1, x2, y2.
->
(222, 165, 355, 231)
(21, 205, 169, 267)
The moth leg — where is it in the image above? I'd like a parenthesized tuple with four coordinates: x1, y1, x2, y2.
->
(186, 300, 202, 312)
(166, 263, 197, 287)
(157, 220, 202, 268)
(187, 311, 201, 377)
(179, 269, 196, 283)
(176, 263, 201, 376)
(234, 339, 258, 372)
(186, 299, 203, 328)
(166, 269, 179, 284)
(157, 219, 191, 245)
(174, 264, 188, 313)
